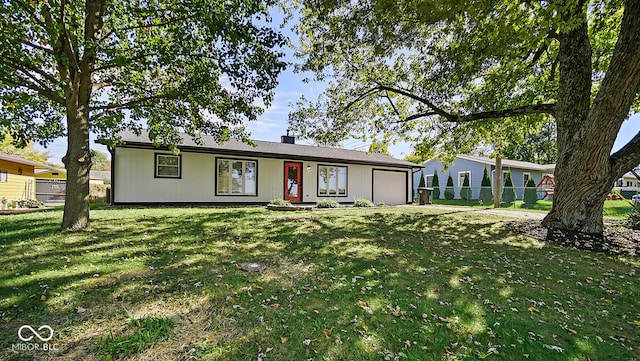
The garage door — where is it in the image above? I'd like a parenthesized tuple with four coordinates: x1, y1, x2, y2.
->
(373, 170, 407, 205)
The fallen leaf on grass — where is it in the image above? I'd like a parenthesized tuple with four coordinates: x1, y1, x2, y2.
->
(280, 337, 289, 344)
(355, 301, 367, 308)
(543, 344, 564, 353)
(527, 307, 539, 313)
(563, 327, 578, 335)
(324, 329, 332, 339)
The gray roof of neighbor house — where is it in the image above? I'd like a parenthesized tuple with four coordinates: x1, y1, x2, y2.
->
(426, 154, 556, 172)
(107, 130, 420, 169)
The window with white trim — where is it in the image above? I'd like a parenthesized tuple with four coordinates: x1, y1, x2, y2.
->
(425, 175, 433, 187)
(523, 172, 531, 187)
(318, 165, 347, 196)
(155, 154, 181, 178)
(0, 170, 7, 183)
(216, 158, 257, 195)
(458, 171, 471, 187)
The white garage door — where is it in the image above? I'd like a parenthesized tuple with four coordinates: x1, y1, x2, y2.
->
(373, 170, 407, 205)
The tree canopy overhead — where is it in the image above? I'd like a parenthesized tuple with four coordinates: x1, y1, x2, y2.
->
(0, 0, 286, 230)
(290, 0, 640, 241)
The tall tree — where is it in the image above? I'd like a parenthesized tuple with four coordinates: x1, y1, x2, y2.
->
(289, 0, 640, 243)
(1, 0, 286, 230)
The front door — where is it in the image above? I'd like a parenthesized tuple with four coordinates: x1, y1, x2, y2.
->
(284, 162, 302, 202)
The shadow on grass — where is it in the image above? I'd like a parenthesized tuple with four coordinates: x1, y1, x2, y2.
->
(0, 207, 637, 361)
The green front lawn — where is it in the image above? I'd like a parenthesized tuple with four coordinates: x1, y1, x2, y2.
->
(1, 207, 638, 360)
(432, 199, 633, 220)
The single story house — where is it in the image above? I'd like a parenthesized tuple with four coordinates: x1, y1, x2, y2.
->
(416, 154, 555, 200)
(0, 152, 64, 201)
(102, 130, 421, 205)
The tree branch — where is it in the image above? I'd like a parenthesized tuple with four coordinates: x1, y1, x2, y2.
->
(610, 130, 640, 178)
(374, 83, 457, 121)
(89, 94, 175, 113)
(382, 90, 402, 119)
(453, 103, 556, 122)
(0, 75, 64, 105)
(355, 83, 556, 122)
(1, 56, 60, 87)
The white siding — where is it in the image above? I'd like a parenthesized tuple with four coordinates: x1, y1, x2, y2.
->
(114, 147, 412, 204)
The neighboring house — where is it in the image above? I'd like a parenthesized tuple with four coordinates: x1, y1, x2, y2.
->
(101, 130, 421, 205)
(0, 152, 62, 200)
(417, 154, 556, 200)
(614, 171, 640, 198)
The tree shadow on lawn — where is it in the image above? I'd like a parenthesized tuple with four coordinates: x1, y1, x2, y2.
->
(0, 207, 637, 360)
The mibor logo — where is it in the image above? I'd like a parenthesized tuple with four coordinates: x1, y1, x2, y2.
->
(17, 325, 54, 342)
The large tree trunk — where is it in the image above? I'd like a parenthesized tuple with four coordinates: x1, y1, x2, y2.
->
(542, 0, 640, 246)
(61, 109, 91, 231)
(60, 0, 104, 231)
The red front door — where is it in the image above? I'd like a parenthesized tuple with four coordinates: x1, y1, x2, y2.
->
(284, 162, 302, 202)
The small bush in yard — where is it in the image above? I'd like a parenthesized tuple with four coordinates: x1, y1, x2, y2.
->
(432, 171, 440, 200)
(524, 178, 538, 205)
(460, 173, 472, 201)
(444, 174, 455, 200)
(268, 199, 291, 207)
(317, 199, 340, 208)
(479, 167, 493, 204)
(501, 171, 516, 205)
(353, 199, 374, 207)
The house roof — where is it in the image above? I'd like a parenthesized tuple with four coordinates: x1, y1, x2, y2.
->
(0, 152, 60, 170)
(107, 130, 420, 169)
(454, 154, 555, 172)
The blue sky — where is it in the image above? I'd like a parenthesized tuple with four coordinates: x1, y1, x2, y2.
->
(36, 11, 640, 164)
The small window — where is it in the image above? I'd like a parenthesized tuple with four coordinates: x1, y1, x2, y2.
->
(155, 154, 181, 178)
(458, 171, 471, 187)
(425, 175, 433, 187)
(216, 158, 257, 196)
(523, 173, 531, 187)
(318, 165, 347, 197)
(0, 170, 7, 183)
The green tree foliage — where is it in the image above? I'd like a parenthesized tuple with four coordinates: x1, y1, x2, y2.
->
(0, 0, 286, 230)
(479, 167, 493, 204)
(460, 173, 472, 201)
(432, 170, 440, 200)
(0, 135, 51, 164)
(444, 174, 454, 200)
(503, 122, 557, 164)
(418, 172, 426, 188)
(289, 0, 640, 241)
(368, 139, 391, 155)
(90, 150, 109, 170)
(404, 152, 427, 165)
(501, 171, 516, 206)
(524, 177, 538, 205)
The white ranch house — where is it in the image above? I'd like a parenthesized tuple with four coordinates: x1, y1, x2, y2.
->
(103, 130, 420, 205)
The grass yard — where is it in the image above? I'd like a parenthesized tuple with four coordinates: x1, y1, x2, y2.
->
(1, 206, 639, 360)
(432, 199, 633, 220)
